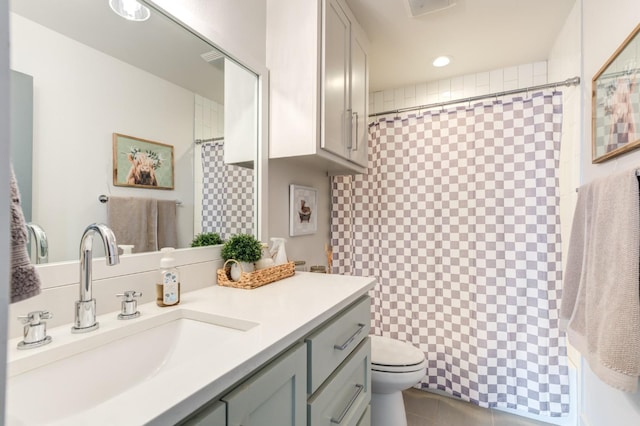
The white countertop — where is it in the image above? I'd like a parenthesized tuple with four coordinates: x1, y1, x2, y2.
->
(6, 272, 375, 425)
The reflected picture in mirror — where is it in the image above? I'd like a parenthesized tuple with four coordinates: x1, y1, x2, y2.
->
(592, 23, 640, 163)
(9, 0, 259, 263)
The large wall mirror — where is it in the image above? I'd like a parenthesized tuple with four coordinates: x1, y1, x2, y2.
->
(9, 0, 261, 263)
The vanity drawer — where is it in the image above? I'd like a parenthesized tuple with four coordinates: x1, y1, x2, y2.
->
(356, 405, 370, 426)
(306, 295, 371, 394)
(308, 337, 371, 426)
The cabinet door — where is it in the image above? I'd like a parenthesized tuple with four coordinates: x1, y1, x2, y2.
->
(322, 0, 350, 159)
(224, 58, 258, 168)
(223, 343, 307, 426)
(349, 30, 368, 168)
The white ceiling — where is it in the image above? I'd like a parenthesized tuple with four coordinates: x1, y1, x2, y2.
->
(345, 0, 577, 92)
(10, 0, 226, 103)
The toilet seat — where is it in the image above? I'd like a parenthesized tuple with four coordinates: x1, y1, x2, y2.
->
(370, 335, 426, 373)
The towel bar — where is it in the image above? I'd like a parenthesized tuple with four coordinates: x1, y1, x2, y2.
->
(574, 170, 640, 192)
(98, 195, 182, 206)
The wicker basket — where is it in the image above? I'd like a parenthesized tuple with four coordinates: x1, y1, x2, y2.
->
(217, 259, 296, 289)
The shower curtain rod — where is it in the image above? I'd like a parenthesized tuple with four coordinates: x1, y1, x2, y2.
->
(194, 136, 224, 145)
(368, 76, 581, 118)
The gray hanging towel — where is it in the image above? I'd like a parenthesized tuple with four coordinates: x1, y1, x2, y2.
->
(10, 165, 41, 303)
(107, 196, 158, 253)
(157, 199, 178, 250)
(561, 168, 640, 392)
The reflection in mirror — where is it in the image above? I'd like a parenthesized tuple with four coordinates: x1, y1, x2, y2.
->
(9, 0, 258, 263)
(592, 23, 640, 163)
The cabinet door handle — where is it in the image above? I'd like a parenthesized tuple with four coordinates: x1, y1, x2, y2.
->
(330, 384, 364, 424)
(352, 111, 359, 151)
(346, 108, 353, 150)
(333, 323, 365, 350)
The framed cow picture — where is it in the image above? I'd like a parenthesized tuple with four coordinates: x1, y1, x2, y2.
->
(113, 133, 174, 190)
(289, 184, 318, 236)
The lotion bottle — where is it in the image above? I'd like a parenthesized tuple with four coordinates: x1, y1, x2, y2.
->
(156, 247, 180, 307)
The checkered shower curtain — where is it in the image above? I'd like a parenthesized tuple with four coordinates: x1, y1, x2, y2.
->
(331, 91, 570, 417)
(201, 142, 254, 239)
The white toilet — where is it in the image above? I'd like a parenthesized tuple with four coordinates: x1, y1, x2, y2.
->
(370, 335, 427, 426)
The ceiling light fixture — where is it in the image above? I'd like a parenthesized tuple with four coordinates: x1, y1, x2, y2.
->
(432, 56, 451, 67)
(109, 0, 151, 22)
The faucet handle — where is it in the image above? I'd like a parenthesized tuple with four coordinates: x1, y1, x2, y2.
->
(18, 310, 52, 325)
(116, 291, 142, 301)
(17, 310, 53, 350)
(116, 291, 142, 320)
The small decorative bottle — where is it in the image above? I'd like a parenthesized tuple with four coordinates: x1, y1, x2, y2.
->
(156, 247, 180, 307)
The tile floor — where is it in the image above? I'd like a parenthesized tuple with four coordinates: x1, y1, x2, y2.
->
(403, 388, 556, 426)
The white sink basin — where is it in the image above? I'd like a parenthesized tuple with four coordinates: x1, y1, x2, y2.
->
(6, 309, 258, 425)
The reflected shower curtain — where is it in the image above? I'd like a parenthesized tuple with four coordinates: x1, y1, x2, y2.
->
(331, 92, 569, 416)
(201, 141, 254, 239)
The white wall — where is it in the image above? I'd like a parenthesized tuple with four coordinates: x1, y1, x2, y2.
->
(578, 0, 640, 425)
(548, 1, 583, 371)
(268, 158, 331, 269)
(10, 14, 196, 262)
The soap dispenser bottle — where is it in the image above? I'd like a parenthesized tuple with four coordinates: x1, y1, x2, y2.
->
(156, 247, 180, 307)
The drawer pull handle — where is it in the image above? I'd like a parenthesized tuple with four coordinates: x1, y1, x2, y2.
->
(333, 323, 366, 351)
(330, 384, 364, 424)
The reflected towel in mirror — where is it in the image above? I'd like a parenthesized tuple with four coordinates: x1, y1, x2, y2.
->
(10, 165, 41, 303)
(107, 197, 177, 253)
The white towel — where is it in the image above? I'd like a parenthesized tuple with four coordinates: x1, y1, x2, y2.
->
(560, 168, 640, 391)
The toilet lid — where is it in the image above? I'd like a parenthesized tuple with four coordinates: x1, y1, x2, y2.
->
(370, 335, 426, 368)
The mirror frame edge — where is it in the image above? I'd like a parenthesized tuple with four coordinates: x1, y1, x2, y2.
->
(1, 0, 11, 419)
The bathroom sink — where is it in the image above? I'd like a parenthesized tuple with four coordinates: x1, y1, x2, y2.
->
(6, 309, 259, 425)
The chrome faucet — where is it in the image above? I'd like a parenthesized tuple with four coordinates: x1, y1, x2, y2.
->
(26, 222, 48, 264)
(72, 223, 120, 333)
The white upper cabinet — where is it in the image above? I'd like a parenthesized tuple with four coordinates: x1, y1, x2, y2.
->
(267, 0, 369, 174)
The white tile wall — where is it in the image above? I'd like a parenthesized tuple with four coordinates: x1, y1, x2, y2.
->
(194, 94, 224, 140)
(369, 61, 549, 115)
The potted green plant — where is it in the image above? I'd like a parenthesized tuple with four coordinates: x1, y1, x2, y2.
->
(191, 232, 224, 247)
(221, 234, 263, 280)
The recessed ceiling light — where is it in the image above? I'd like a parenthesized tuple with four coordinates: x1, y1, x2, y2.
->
(109, 0, 151, 22)
(432, 56, 451, 67)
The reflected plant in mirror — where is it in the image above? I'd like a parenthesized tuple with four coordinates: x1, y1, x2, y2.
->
(191, 232, 224, 247)
(9, 0, 259, 263)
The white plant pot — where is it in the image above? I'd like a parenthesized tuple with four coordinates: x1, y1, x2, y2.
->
(230, 261, 255, 281)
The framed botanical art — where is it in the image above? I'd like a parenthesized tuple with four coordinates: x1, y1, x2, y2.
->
(592, 23, 640, 163)
(113, 133, 174, 189)
(289, 184, 318, 236)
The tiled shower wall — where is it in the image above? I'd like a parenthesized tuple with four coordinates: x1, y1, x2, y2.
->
(368, 61, 548, 115)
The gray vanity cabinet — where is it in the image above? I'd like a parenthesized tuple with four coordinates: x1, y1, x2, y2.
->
(180, 296, 371, 426)
(223, 342, 307, 426)
(181, 400, 226, 426)
(306, 296, 371, 426)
